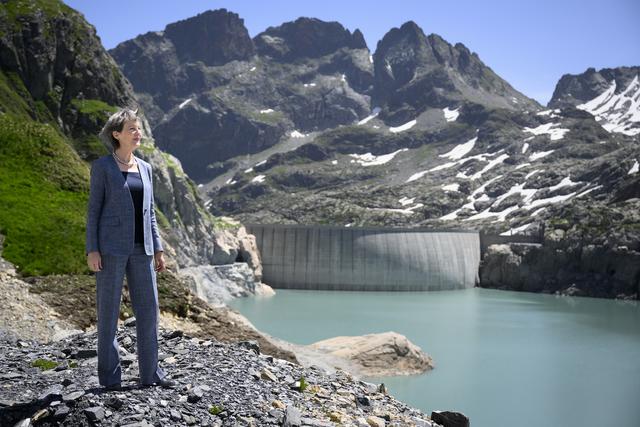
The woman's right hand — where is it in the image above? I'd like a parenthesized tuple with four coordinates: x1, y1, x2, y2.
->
(87, 251, 102, 272)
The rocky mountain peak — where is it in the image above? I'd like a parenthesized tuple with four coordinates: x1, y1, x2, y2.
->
(254, 17, 368, 61)
(164, 8, 255, 66)
(372, 20, 539, 124)
(549, 66, 640, 136)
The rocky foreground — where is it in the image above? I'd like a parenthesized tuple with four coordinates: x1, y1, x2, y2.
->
(0, 325, 450, 427)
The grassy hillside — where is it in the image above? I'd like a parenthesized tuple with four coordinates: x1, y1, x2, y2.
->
(0, 113, 90, 275)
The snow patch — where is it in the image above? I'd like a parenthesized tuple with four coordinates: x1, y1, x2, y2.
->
(357, 107, 381, 125)
(523, 122, 570, 141)
(515, 163, 531, 170)
(389, 119, 417, 133)
(629, 159, 639, 175)
(398, 197, 415, 206)
(178, 98, 192, 109)
(254, 160, 267, 167)
(500, 223, 534, 236)
(443, 107, 460, 122)
(251, 175, 266, 183)
(244, 167, 254, 173)
(522, 142, 530, 154)
(260, 109, 274, 114)
(291, 130, 307, 138)
(469, 153, 509, 180)
(331, 160, 338, 165)
(577, 76, 640, 136)
(549, 176, 580, 192)
(439, 137, 477, 160)
(529, 150, 555, 161)
(442, 183, 460, 192)
(349, 148, 408, 166)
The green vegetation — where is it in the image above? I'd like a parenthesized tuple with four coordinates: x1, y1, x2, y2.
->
(0, 114, 89, 275)
(0, 71, 32, 119)
(208, 404, 224, 415)
(0, 0, 74, 38)
(211, 215, 240, 231)
(71, 134, 109, 161)
(71, 98, 118, 121)
(250, 109, 286, 125)
(298, 376, 308, 392)
(162, 152, 184, 177)
(31, 358, 58, 370)
(155, 207, 171, 230)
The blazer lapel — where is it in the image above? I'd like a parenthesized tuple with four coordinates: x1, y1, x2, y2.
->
(107, 154, 128, 190)
(138, 160, 151, 214)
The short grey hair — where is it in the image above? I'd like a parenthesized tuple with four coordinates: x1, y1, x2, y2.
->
(99, 108, 139, 151)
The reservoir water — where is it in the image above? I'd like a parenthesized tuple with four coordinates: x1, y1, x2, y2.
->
(229, 288, 640, 427)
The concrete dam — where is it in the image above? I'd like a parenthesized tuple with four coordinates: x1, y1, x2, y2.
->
(246, 224, 481, 291)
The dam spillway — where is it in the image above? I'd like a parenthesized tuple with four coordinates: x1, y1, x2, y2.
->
(246, 224, 481, 291)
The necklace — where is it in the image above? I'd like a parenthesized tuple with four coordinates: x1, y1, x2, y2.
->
(112, 151, 136, 167)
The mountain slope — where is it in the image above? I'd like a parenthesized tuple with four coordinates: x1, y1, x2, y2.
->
(110, 13, 538, 183)
(0, 0, 251, 274)
(549, 66, 640, 136)
(372, 21, 540, 125)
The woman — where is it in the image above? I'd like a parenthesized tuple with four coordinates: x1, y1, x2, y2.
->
(86, 108, 174, 390)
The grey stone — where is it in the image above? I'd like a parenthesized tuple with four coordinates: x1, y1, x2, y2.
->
(187, 386, 204, 403)
(84, 406, 105, 422)
(62, 390, 85, 402)
(74, 349, 97, 359)
(431, 410, 470, 427)
(283, 405, 302, 427)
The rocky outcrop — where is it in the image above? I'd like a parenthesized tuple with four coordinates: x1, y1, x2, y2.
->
(480, 241, 640, 299)
(110, 11, 375, 180)
(180, 262, 274, 307)
(0, 239, 81, 343)
(0, 1, 132, 145)
(0, 326, 443, 427)
(548, 66, 640, 109)
(254, 17, 367, 61)
(548, 66, 640, 136)
(165, 9, 255, 66)
(373, 21, 540, 124)
(308, 332, 434, 377)
(479, 197, 640, 299)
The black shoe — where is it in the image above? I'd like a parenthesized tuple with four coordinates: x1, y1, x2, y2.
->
(103, 383, 122, 391)
(142, 378, 176, 388)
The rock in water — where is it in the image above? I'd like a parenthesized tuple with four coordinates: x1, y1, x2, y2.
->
(309, 331, 434, 376)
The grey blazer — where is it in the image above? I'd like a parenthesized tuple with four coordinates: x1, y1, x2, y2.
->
(86, 154, 164, 256)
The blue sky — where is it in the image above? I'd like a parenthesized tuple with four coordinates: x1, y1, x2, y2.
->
(64, 0, 639, 105)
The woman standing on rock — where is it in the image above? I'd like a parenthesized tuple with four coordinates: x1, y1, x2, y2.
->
(86, 108, 174, 390)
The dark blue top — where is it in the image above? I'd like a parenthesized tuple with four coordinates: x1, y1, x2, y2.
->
(122, 171, 144, 244)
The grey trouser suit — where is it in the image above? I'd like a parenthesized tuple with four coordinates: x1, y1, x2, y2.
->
(86, 155, 166, 386)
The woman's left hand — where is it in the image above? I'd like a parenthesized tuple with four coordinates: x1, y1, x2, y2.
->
(154, 251, 166, 272)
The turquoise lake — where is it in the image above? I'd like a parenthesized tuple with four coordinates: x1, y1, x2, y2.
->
(229, 288, 640, 427)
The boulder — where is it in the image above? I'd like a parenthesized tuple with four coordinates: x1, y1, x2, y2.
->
(309, 331, 433, 376)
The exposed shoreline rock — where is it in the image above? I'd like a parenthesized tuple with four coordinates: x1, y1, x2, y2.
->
(308, 332, 434, 377)
(479, 242, 640, 299)
(0, 326, 443, 427)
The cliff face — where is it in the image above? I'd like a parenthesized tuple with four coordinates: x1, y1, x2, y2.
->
(548, 66, 640, 137)
(372, 21, 539, 125)
(109, 11, 373, 181)
(0, 0, 260, 274)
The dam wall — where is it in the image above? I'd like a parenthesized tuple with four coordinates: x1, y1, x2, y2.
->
(246, 224, 481, 291)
